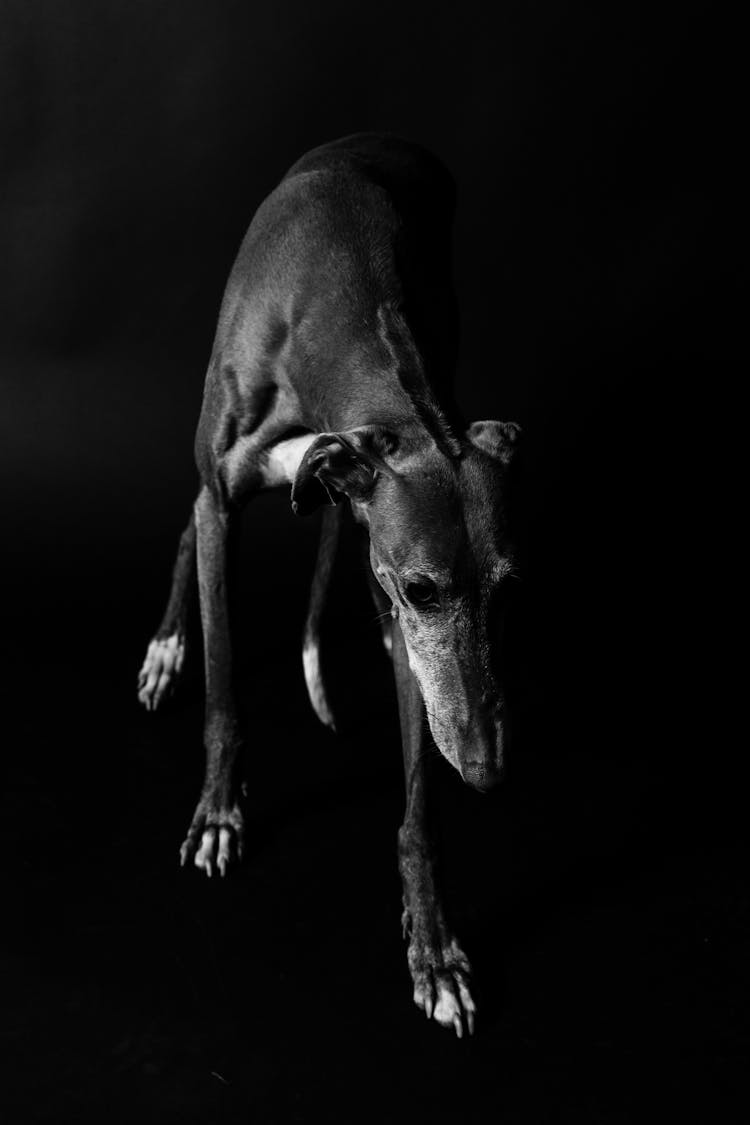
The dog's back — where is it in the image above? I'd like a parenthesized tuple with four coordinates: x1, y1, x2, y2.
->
(282, 131, 456, 228)
(202, 134, 459, 448)
(287, 131, 459, 383)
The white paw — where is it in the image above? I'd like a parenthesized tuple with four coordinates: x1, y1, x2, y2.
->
(410, 938, 476, 1037)
(179, 799, 245, 878)
(137, 633, 185, 711)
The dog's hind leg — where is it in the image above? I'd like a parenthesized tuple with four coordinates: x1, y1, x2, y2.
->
(302, 504, 341, 730)
(138, 512, 197, 710)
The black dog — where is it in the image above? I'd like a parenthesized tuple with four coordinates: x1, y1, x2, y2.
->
(138, 133, 520, 1035)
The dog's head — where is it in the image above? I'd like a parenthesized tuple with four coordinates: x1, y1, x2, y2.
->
(292, 420, 521, 790)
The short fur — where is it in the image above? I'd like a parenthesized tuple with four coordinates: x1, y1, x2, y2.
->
(139, 134, 520, 1037)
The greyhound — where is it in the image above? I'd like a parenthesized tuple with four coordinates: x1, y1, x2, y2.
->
(137, 133, 520, 1037)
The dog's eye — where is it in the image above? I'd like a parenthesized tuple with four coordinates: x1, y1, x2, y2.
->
(404, 578, 438, 608)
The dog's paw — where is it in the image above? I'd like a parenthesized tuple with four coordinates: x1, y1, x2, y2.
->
(408, 934, 476, 1037)
(137, 633, 185, 711)
(179, 796, 245, 877)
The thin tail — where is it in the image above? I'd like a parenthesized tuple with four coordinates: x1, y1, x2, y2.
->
(302, 504, 342, 730)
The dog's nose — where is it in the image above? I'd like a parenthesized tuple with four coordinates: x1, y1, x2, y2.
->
(460, 760, 503, 792)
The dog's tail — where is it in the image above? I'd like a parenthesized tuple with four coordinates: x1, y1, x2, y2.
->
(302, 504, 342, 730)
(137, 509, 197, 711)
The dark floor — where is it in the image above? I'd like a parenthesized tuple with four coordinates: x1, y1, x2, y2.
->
(0, 1, 742, 1117)
(2, 494, 747, 1125)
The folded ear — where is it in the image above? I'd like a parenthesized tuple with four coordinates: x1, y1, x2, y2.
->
(291, 426, 397, 516)
(466, 420, 521, 466)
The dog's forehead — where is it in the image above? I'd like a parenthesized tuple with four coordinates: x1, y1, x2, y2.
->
(371, 472, 461, 571)
(371, 448, 507, 574)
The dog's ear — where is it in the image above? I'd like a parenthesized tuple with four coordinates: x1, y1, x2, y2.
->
(291, 426, 397, 516)
(466, 420, 521, 466)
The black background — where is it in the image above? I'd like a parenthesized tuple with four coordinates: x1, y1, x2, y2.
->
(1, 3, 744, 1123)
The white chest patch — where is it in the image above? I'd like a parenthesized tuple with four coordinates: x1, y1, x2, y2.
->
(262, 434, 317, 487)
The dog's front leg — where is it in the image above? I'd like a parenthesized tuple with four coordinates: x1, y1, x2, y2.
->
(179, 485, 244, 876)
(393, 618, 476, 1036)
